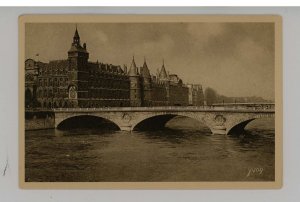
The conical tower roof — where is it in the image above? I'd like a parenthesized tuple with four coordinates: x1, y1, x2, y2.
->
(159, 59, 168, 79)
(74, 26, 80, 38)
(141, 57, 151, 78)
(68, 26, 88, 53)
(128, 56, 138, 76)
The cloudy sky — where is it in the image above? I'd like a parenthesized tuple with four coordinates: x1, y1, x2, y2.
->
(25, 22, 275, 100)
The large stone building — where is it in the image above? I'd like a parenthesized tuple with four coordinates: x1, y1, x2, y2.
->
(25, 28, 204, 108)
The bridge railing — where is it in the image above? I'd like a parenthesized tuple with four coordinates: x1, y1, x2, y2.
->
(52, 103, 275, 112)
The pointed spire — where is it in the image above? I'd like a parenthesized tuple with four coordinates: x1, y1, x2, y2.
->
(73, 24, 80, 45)
(132, 55, 136, 68)
(128, 55, 138, 76)
(159, 58, 168, 79)
(141, 56, 150, 78)
(74, 24, 80, 38)
(143, 56, 148, 68)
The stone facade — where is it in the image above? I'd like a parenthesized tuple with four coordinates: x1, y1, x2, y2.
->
(25, 28, 204, 108)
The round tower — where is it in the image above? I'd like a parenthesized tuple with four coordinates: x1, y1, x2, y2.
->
(140, 57, 152, 106)
(128, 56, 142, 107)
(159, 59, 170, 106)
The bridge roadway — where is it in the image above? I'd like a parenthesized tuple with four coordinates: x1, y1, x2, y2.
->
(53, 104, 275, 135)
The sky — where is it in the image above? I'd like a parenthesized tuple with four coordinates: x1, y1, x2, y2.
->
(25, 22, 275, 100)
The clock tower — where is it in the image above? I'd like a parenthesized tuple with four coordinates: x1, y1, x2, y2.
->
(67, 26, 89, 107)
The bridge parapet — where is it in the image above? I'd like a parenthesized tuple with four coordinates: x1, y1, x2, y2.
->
(53, 104, 275, 113)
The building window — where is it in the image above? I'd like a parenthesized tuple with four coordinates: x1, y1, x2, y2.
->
(49, 89, 53, 97)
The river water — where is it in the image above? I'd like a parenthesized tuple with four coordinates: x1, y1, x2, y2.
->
(25, 117, 275, 182)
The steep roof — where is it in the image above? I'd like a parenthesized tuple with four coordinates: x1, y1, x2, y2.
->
(128, 56, 138, 76)
(68, 27, 88, 53)
(74, 27, 80, 39)
(159, 60, 168, 79)
(141, 58, 151, 78)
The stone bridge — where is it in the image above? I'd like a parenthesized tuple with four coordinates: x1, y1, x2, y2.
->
(53, 104, 275, 135)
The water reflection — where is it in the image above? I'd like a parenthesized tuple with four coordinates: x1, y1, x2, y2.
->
(25, 117, 275, 182)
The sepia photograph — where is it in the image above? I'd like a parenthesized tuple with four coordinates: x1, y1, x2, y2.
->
(19, 15, 282, 189)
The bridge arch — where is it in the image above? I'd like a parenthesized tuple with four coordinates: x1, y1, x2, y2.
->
(56, 114, 121, 130)
(227, 118, 256, 135)
(53, 108, 275, 135)
(131, 113, 213, 133)
(225, 113, 275, 135)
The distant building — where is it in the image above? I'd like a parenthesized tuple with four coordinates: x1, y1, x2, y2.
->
(187, 84, 204, 106)
(25, 27, 204, 108)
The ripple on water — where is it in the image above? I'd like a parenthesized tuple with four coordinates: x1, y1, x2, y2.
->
(25, 117, 275, 182)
